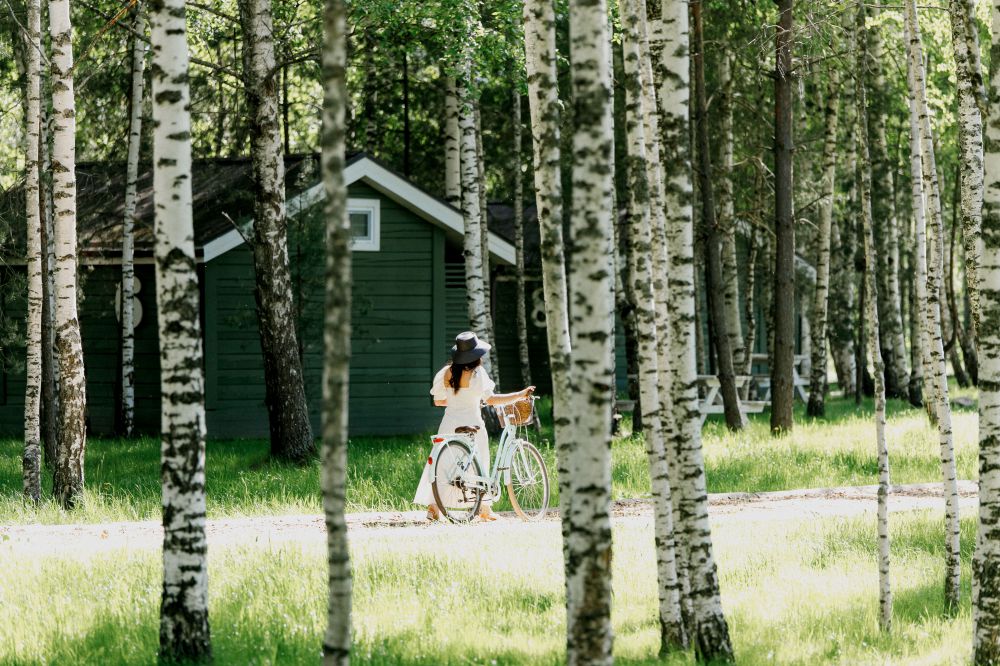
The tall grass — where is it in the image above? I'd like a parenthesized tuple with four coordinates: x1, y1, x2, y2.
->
(0, 511, 978, 664)
(0, 391, 978, 525)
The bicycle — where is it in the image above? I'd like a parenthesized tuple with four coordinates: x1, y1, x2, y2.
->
(428, 396, 550, 522)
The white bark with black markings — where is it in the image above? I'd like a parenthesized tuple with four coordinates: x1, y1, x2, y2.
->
(321, 1, 352, 661)
(49, 0, 87, 509)
(150, 0, 212, 657)
(120, 1, 145, 439)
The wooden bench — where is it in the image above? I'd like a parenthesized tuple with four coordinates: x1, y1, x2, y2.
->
(697, 375, 761, 426)
(750, 353, 809, 402)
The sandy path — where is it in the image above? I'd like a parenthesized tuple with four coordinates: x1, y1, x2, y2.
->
(0, 481, 979, 559)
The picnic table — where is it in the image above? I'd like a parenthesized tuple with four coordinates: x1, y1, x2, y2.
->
(750, 353, 809, 402)
(696, 374, 766, 426)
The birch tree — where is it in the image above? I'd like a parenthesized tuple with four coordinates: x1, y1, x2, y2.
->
(321, 0, 352, 661)
(120, 1, 145, 438)
(905, 0, 961, 610)
(444, 76, 461, 207)
(856, 3, 893, 631)
(523, 0, 575, 614)
(666, 0, 733, 658)
(948, 0, 984, 334)
(717, 52, 744, 371)
(150, 0, 212, 657)
(973, 3, 1000, 659)
(621, 0, 685, 650)
(561, 0, 617, 659)
(23, 0, 43, 502)
(513, 90, 532, 388)
(239, 0, 315, 463)
(806, 71, 839, 418)
(49, 0, 88, 509)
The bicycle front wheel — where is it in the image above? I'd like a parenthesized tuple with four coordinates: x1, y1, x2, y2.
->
(431, 439, 484, 523)
(506, 441, 549, 521)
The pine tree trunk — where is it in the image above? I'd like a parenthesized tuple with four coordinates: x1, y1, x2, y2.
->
(717, 52, 744, 370)
(562, 1, 617, 661)
(22, 0, 43, 502)
(857, 3, 893, 632)
(666, 1, 733, 659)
(49, 0, 88, 509)
(973, 5, 1000, 658)
(866, 6, 910, 400)
(239, 0, 315, 464)
(621, 0, 686, 650)
(444, 76, 461, 207)
(151, 0, 212, 658)
(806, 72, 839, 418)
(523, 0, 575, 621)
(904, 0, 962, 610)
(692, 0, 742, 431)
(120, 1, 145, 439)
(320, 2, 352, 660)
(771, 0, 796, 434)
(949, 0, 984, 335)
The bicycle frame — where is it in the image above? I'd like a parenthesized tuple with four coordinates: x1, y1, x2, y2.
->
(428, 400, 535, 503)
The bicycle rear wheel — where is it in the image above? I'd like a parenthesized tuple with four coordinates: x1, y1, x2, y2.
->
(505, 441, 549, 521)
(431, 439, 484, 523)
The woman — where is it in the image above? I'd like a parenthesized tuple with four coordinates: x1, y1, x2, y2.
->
(414, 331, 534, 521)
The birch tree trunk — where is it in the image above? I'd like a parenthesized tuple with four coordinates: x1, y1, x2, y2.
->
(621, 0, 685, 650)
(866, 7, 909, 400)
(949, 0, 984, 335)
(770, 0, 796, 434)
(321, 1, 352, 660)
(561, 1, 617, 660)
(806, 72, 839, 418)
(692, 0, 743, 431)
(513, 91, 532, 388)
(41, 96, 59, 465)
(857, 3, 893, 631)
(239, 0, 315, 464)
(23, 0, 43, 502)
(151, 0, 211, 658)
(120, 1, 145, 439)
(974, 4, 1000, 658)
(717, 52, 744, 370)
(456, 44, 490, 372)
(49, 0, 88, 509)
(444, 76, 461, 208)
(474, 104, 499, 377)
(666, 0, 733, 658)
(906, 0, 961, 610)
(524, 0, 575, 609)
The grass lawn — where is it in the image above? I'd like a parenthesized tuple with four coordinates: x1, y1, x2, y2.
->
(0, 391, 979, 525)
(0, 510, 976, 664)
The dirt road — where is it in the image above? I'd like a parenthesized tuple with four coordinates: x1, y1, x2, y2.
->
(0, 481, 978, 558)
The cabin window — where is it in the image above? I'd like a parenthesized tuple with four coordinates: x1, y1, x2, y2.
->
(348, 198, 380, 251)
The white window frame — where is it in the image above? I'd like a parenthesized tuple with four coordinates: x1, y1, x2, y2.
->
(348, 198, 380, 251)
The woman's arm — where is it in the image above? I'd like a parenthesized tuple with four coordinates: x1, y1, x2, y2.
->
(484, 386, 535, 406)
(434, 400, 447, 407)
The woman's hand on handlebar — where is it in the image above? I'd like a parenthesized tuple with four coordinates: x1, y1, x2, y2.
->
(521, 386, 536, 398)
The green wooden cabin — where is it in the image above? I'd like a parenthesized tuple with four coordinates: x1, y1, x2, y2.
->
(0, 154, 530, 438)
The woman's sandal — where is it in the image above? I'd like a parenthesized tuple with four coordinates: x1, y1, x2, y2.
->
(478, 507, 499, 522)
(426, 504, 441, 521)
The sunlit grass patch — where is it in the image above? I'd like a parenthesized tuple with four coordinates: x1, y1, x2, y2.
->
(0, 510, 979, 664)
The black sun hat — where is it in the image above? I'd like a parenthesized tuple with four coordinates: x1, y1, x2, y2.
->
(451, 331, 491, 364)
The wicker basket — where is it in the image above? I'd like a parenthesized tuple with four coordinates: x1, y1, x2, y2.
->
(501, 398, 534, 427)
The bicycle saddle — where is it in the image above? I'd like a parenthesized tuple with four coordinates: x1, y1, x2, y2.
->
(455, 425, 480, 434)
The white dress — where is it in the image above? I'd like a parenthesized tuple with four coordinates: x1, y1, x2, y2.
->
(413, 365, 495, 506)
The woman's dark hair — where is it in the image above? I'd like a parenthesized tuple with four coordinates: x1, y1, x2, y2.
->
(448, 358, 482, 393)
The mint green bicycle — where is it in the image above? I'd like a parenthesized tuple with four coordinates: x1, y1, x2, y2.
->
(428, 397, 550, 522)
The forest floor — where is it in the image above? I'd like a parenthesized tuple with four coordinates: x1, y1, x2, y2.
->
(0, 479, 979, 559)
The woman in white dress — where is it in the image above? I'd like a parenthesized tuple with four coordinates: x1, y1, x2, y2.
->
(414, 331, 534, 521)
